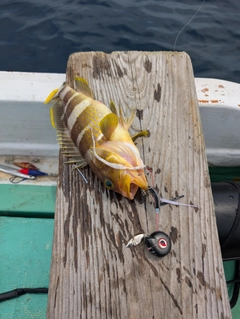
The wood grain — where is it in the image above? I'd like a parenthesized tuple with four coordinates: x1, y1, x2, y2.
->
(47, 51, 231, 319)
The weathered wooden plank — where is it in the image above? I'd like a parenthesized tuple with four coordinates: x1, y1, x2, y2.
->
(47, 51, 231, 319)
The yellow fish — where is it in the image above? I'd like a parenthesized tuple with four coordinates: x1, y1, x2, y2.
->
(45, 77, 148, 200)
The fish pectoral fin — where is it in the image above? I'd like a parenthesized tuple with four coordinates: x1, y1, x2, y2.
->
(95, 147, 132, 169)
(74, 77, 94, 98)
(100, 113, 119, 140)
(131, 130, 150, 142)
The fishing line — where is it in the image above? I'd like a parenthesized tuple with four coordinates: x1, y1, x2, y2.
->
(173, 0, 206, 51)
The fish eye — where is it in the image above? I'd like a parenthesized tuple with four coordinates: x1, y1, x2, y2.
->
(105, 179, 114, 189)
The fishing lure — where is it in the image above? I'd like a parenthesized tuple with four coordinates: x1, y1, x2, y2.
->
(126, 187, 198, 258)
(0, 164, 51, 183)
(18, 169, 47, 176)
(45, 77, 148, 200)
(0, 164, 36, 182)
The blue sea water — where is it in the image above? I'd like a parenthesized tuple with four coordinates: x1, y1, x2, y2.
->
(0, 0, 239, 83)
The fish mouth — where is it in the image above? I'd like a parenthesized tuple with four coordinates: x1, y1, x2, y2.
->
(123, 171, 148, 200)
(129, 183, 139, 200)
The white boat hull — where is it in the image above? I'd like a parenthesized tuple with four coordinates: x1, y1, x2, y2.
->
(0, 71, 239, 167)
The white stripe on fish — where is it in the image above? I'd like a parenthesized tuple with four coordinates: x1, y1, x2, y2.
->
(64, 92, 79, 115)
(67, 99, 91, 132)
(76, 122, 93, 147)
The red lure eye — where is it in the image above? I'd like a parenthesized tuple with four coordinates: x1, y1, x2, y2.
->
(158, 238, 168, 249)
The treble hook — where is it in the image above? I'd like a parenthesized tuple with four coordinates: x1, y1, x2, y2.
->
(148, 187, 198, 209)
(9, 176, 27, 184)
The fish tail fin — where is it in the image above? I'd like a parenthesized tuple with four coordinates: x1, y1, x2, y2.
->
(50, 100, 63, 129)
(44, 88, 59, 104)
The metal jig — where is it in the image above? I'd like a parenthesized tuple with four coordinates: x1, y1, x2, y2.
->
(0, 164, 36, 183)
(126, 231, 172, 258)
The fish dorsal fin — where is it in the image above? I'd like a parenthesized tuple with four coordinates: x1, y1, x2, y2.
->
(49, 100, 87, 167)
(109, 100, 135, 130)
(74, 77, 94, 98)
(100, 113, 119, 140)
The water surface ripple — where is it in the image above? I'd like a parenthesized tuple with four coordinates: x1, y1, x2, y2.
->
(0, 0, 239, 82)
